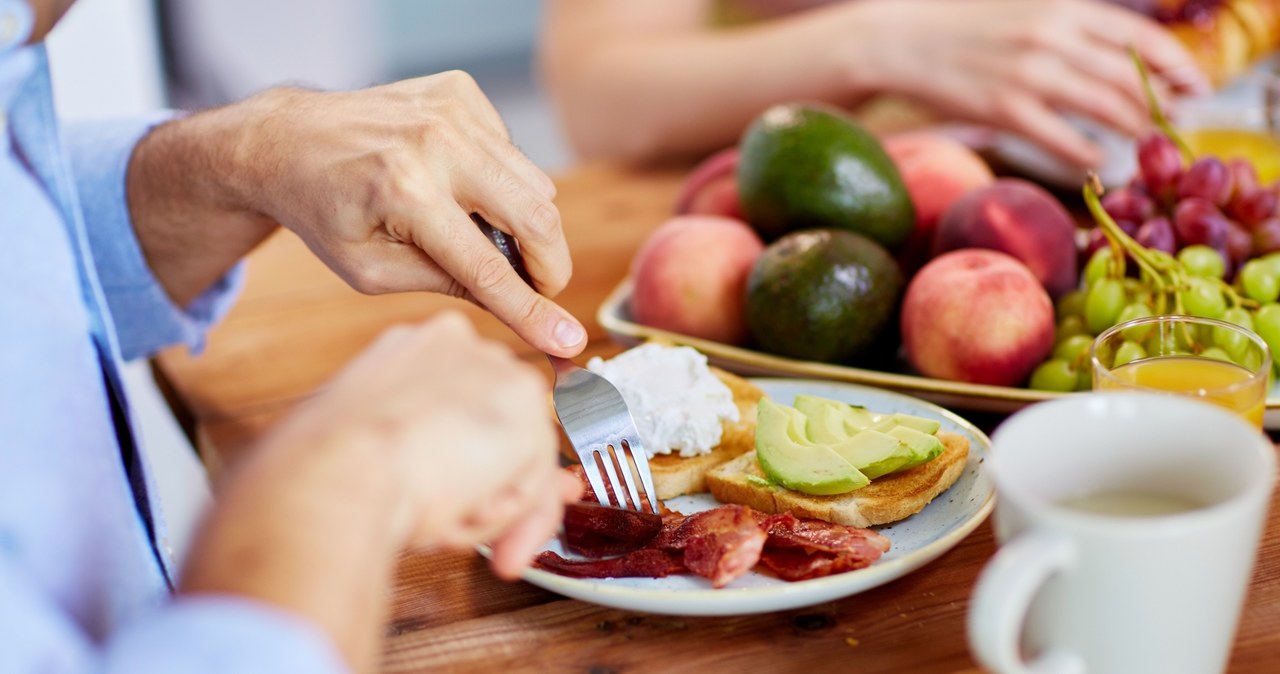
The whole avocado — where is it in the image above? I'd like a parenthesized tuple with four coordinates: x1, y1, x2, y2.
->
(745, 229, 903, 363)
(737, 103, 914, 248)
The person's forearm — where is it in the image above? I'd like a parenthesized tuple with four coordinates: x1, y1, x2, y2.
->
(541, 1, 896, 164)
(125, 103, 279, 308)
(181, 424, 408, 674)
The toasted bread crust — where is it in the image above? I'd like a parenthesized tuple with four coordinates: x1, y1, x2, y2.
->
(648, 367, 764, 499)
(705, 431, 971, 527)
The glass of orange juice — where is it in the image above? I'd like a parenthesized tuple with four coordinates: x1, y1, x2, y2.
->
(1091, 315, 1271, 429)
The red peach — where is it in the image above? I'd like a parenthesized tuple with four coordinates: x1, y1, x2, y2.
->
(674, 147, 743, 220)
(630, 215, 764, 344)
(933, 179, 1079, 298)
(901, 249, 1055, 386)
(883, 132, 995, 273)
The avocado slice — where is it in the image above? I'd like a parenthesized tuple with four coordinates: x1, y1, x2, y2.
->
(755, 399, 869, 495)
(827, 428, 917, 480)
(888, 426, 945, 470)
(793, 394, 877, 436)
(887, 413, 942, 435)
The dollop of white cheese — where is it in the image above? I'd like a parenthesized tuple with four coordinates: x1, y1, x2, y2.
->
(586, 344, 740, 458)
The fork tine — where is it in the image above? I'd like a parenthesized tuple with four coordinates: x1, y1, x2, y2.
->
(596, 445, 627, 508)
(623, 438, 659, 514)
(611, 442, 646, 511)
(580, 454, 612, 508)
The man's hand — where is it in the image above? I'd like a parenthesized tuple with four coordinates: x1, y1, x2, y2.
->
(128, 71, 585, 357)
(183, 312, 579, 673)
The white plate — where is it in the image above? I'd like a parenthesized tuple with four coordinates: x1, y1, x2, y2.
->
(517, 378, 995, 616)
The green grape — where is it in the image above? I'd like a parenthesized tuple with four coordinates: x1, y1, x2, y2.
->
(1029, 359, 1078, 392)
(1083, 248, 1116, 288)
(1056, 289, 1087, 320)
(1053, 334, 1095, 364)
(1075, 364, 1093, 391)
(1055, 314, 1089, 343)
(1144, 327, 1185, 357)
(1215, 307, 1255, 360)
(1239, 259, 1280, 304)
(1251, 303, 1280, 365)
(1114, 340, 1147, 367)
(1177, 245, 1226, 279)
(1200, 347, 1232, 362)
(1261, 252, 1280, 276)
(1178, 277, 1227, 319)
(1116, 301, 1157, 329)
(1084, 278, 1126, 333)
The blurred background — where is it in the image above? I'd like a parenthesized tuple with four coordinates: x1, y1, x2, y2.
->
(45, 0, 568, 558)
(48, 0, 571, 168)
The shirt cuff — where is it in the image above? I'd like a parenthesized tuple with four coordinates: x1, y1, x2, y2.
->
(63, 116, 244, 361)
(104, 595, 350, 674)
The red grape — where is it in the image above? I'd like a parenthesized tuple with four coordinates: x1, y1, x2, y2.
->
(1102, 188, 1156, 223)
(1253, 217, 1280, 256)
(1177, 157, 1233, 206)
(1225, 221, 1253, 271)
(1226, 188, 1278, 227)
(1136, 216, 1176, 254)
(1228, 158, 1260, 198)
(1137, 133, 1183, 200)
(1083, 227, 1108, 260)
(1173, 197, 1229, 248)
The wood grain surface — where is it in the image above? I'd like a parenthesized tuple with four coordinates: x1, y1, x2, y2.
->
(154, 164, 1280, 673)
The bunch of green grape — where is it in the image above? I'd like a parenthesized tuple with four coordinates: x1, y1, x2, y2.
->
(1030, 243, 1280, 392)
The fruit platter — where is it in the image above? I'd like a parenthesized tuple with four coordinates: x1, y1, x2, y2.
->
(604, 63, 1280, 430)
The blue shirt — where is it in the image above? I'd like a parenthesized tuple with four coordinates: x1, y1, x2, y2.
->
(0, 10, 347, 674)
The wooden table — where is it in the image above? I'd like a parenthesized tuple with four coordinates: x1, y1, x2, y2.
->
(155, 165, 1280, 673)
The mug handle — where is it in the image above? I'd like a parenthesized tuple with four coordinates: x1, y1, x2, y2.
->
(967, 532, 1085, 674)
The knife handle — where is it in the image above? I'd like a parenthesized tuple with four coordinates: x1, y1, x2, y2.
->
(471, 213, 536, 289)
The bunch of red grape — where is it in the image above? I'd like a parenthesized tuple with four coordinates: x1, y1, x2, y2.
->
(1083, 133, 1280, 280)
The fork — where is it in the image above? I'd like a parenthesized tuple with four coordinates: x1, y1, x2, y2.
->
(474, 215, 659, 513)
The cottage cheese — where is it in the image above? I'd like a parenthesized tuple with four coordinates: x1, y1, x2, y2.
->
(586, 344, 740, 458)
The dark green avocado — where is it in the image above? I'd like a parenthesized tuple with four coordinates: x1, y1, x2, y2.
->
(737, 103, 914, 249)
(745, 229, 903, 363)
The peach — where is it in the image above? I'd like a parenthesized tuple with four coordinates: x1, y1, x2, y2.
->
(932, 179, 1079, 298)
(674, 146, 743, 220)
(901, 249, 1055, 386)
(883, 132, 995, 273)
(629, 215, 764, 344)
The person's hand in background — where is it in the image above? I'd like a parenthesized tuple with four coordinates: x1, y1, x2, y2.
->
(182, 312, 579, 674)
(129, 70, 586, 358)
(540, 0, 1208, 167)
(855, 0, 1210, 167)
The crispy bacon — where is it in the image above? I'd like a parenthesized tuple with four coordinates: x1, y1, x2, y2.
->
(672, 506, 768, 588)
(541, 468, 891, 587)
(534, 548, 686, 579)
(756, 517, 891, 581)
(561, 503, 663, 557)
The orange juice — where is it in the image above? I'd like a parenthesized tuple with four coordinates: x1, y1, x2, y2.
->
(1098, 356, 1266, 429)
(1181, 128, 1280, 184)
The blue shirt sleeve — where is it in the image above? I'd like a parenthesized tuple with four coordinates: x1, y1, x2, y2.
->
(61, 117, 245, 361)
(0, 554, 350, 674)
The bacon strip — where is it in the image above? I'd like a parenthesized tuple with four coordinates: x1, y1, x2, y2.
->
(534, 548, 686, 579)
(673, 506, 768, 588)
(561, 503, 663, 557)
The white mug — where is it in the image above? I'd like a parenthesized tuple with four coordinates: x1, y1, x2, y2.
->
(968, 392, 1275, 674)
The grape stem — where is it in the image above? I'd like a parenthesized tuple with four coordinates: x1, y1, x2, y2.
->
(1129, 45, 1194, 162)
(1084, 174, 1169, 300)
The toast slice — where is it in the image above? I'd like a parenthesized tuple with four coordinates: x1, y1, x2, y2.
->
(645, 367, 764, 499)
(565, 366, 765, 500)
(705, 431, 971, 528)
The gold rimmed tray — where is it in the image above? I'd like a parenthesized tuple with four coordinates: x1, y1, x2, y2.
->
(597, 279, 1280, 430)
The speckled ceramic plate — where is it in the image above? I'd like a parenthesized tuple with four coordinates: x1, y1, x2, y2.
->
(512, 379, 994, 616)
